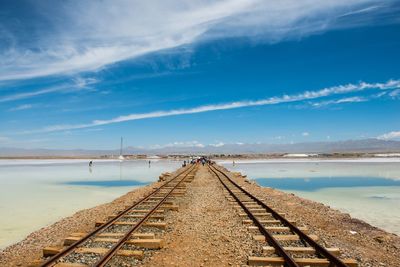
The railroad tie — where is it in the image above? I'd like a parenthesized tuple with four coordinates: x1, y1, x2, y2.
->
(128, 209, 165, 213)
(247, 226, 309, 233)
(34, 165, 198, 267)
(248, 256, 358, 267)
(242, 219, 297, 225)
(209, 164, 358, 267)
(108, 214, 165, 220)
(43, 246, 145, 259)
(64, 232, 156, 246)
(54, 263, 88, 267)
(262, 246, 341, 256)
(95, 221, 167, 229)
(253, 234, 319, 241)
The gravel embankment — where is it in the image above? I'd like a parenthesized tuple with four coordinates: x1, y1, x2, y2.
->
(0, 167, 183, 267)
(219, 165, 400, 267)
(1, 164, 399, 267)
(140, 164, 261, 267)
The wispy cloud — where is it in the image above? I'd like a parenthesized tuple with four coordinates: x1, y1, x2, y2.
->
(302, 132, 310, 137)
(150, 141, 205, 149)
(311, 96, 368, 107)
(389, 89, 400, 98)
(210, 142, 225, 147)
(22, 79, 400, 133)
(310, 89, 393, 107)
(73, 77, 99, 90)
(8, 104, 34, 111)
(378, 131, 400, 140)
(0, 0, 397, 81)
(0, 77, 98, 103)
(339, 5, 382, 17)
(0, 85, 68, 103)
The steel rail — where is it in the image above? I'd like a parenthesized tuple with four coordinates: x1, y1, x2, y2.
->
(209, 164, 350, 267)
(40, 164, 195, 267)
(208, 164, 299, 267)
(94, 165, 196, 266)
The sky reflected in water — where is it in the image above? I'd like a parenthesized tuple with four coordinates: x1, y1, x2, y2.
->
(0, 159, 181, 249)
(221, 160, 400, 235)
(255, 176, 400, 191)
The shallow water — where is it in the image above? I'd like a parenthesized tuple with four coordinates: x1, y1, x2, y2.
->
(0, 159, 181, 249)
(220, 159, 400, 235)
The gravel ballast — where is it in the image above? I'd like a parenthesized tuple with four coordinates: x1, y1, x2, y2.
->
(0, 164, 398, 267)
(139, 163, 260, 267)
(218, 165, 400, 267)
(0, 167, 183, 267)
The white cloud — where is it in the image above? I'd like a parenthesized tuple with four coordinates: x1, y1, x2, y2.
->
(0, 0, 393, 81)
(311, 89, 397, 107)
(335, 96, 367, 103)
(0, 85, 68, 103)
(150, 140, 205, 149)
(210, 142, 225, 147)
(302, 132, 310, 137)
(389, 89, 400, 98)
(21, 79, 400, 133)
(8, 104, 34, 111)
(311, 96, 368, 107)
(0, 77, 98, 103)
(73, 77, 99, 89)
(377, 131, 400, 140)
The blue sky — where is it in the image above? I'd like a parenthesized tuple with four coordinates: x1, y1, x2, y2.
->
(0, 0, 400, 149)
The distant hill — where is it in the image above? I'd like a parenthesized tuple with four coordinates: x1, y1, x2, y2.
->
(1, 138, 400, 157)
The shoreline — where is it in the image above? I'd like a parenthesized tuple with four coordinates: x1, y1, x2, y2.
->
(0, 166, 180, 266)
(217, 157, 400, 163)
(1, 166, 399, 266)
(1, 156, 400, 163)
(1, 154, 400, 161)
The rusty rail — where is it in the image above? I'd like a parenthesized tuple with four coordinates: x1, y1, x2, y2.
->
(40, 164, 196, 267)
(208, 163, 350, 267)
(94, 164, 195, 266)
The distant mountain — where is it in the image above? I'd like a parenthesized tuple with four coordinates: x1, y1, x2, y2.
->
(1, 138, 400, 157)
(0, 147, 118, 157)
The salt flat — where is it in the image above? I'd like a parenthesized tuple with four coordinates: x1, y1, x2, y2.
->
(220, 159, 400, 235)
(0, 159, 181, 249)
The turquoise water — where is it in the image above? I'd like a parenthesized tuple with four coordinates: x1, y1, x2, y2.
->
(255, 176, 400, 191)
(220, 159, 400, 235)
(64, 180, 149, 187)
(0, 159, 181, 249)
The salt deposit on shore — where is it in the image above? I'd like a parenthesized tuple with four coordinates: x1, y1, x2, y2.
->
(217, 157, 400, 164)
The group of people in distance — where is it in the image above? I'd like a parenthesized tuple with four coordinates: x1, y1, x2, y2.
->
(182, 157, 212, 167)
(88, 157, 213, 169)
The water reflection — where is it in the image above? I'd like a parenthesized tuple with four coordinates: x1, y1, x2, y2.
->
(255, 177, 400, 191)
(0, 159, 181, 248)
(221, 160, 400, 235)
(65, 180, 148, 187)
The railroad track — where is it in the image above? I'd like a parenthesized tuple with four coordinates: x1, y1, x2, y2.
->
(208, 163, 358, 267)
(33, 164, 198, 267)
